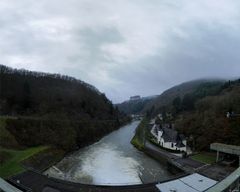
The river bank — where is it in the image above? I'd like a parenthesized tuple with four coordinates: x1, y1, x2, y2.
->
(44, 121, 173, 185)
(130, 119, 186, 175)
(130, 119, 238, 183)
(0, 116, 130, 178)
(130, 119, 204, 174)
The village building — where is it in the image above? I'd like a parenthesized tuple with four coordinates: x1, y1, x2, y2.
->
(151, 123, 187, 152)
(130, 95, 141, 101)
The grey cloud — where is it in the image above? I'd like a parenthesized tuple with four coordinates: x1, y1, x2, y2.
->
(107, 23, 240, 101)
(70, 27, 124, 63)
(0, 0, 240, 103)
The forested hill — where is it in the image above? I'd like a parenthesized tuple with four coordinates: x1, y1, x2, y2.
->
(145, 78, 240, 150)
(0, 64, 119, 120)
(117, 79, 225, 115)
(143, 79, 225, 115)
(0, 64, 127, 151)
(116, 78, 239, 150)
(174, 79, 240, 150)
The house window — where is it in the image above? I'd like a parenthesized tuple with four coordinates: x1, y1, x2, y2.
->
(171, 143, 174, 148)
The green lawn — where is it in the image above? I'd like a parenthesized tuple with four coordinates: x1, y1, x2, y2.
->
(131, 135, 145, 150)
(0, 146, 48, 178)
(190, 152, 216, 164)
(131, 119, 148, 150)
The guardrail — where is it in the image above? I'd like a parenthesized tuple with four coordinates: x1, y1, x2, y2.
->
(0, 178, 23, 192)
(206, 167, 240, 192)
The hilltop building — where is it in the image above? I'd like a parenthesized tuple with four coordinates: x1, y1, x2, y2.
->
(130, 95, 141, 101)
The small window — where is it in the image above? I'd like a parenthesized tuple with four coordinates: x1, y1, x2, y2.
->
(171, 143, 174, 148)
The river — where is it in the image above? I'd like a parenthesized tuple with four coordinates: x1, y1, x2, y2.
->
(44, 121, 172, 185)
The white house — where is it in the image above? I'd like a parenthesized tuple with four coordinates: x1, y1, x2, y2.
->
(149, 118, 156, 125)
(150, 124, 158, 138)
(151, 124, 187, 152)
(157, 113, 163, 121)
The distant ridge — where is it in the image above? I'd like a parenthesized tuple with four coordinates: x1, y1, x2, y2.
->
(116, 95, 158, 115)
(117, 79, 226, 115)
(143, 78, 226, 113)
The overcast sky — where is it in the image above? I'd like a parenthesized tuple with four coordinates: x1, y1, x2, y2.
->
(1, 0, 240, 103)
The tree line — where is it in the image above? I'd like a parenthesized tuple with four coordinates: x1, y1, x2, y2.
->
(0, 64, 129, 151)
(147, 79, 240, 150)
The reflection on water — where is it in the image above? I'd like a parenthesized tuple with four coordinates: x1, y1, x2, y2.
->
(45, 121, 172, 185)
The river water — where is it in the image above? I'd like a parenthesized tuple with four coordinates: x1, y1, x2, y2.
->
(45, 121, 172, 185)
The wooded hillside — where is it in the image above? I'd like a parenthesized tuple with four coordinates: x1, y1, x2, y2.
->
(143, 79, 225, 115)
(147, 79, 240, 150)
(175, 80, 240, 150)
(0, 65, 128, 151)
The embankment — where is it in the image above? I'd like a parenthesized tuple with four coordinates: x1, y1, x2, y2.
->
(130, 119, 147, 150)
(131, 119, 184, 174)
(4, 116, 127, 151)
(0, 116, 130, 178)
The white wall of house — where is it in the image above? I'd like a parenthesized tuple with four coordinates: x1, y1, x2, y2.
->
(151, 125, 158, 139)
(157, 130, 163, 142)
(176, 145, 187, 152)
(151, 124, 187, 152)
(176, 140, 187, 152)
(163, 141, 175, 150)
(149, 118, 156, 125)
(157, 133, 187, 152)
(162, 141, 186, 151)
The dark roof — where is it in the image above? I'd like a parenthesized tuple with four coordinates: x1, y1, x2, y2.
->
(160, 126, 186, 144)
(179, 134, 186, 140)
(175, 140, 186, 148)
(162, 128, 178, 142)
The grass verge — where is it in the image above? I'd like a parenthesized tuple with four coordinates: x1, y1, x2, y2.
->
(0, 146, 48, 178)
(22, 147, 65, 172)
(130, 118, 148, 150)
(190, 152, 216, 164)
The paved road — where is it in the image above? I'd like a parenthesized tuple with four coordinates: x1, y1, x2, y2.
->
(144, 141, 205, 173)
(145, 141, 179, 160)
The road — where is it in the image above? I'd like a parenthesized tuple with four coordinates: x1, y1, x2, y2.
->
(144, 141, 205, 173)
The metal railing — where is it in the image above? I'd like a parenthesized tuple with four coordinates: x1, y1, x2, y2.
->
(206, 167, 240, 192)
(0, 178, 23, 192)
